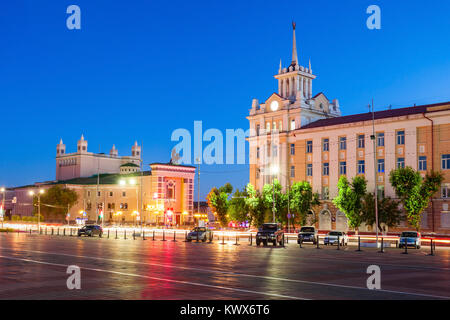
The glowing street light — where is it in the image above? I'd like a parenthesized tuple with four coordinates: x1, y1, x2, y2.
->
(29, 188, 45, 233)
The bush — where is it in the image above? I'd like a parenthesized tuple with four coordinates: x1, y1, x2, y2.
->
(0, 228, 14, 233)
(11, 215, 21, 221)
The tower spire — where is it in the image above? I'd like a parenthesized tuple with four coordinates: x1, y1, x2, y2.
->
(291, 21, 298, 65)
(279, 59, 282, 73)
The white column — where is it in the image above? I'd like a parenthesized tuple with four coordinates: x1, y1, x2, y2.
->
(300, 77, 304, 98)
(278, 79, 281, 95)
(309, 78, 312, 98)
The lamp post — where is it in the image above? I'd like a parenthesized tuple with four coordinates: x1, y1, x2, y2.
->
(1, 187, 5, 229)
(29, 188, 44, 233)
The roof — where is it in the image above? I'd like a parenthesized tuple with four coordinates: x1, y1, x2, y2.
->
(120, 162, 140, 168)
(298, 102, 450, 130)
(53, 171, 151, 186)
(150, 162, 196, 169)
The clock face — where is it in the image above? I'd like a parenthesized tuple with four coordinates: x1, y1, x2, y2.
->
(270, 101, 279, 111)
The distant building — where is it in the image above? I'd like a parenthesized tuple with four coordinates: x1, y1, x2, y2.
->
(56, 135, 141, 181)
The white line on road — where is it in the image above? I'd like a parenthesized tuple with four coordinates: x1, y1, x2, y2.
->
(0, 254, 307, 300)
(1, 247, 448, 300)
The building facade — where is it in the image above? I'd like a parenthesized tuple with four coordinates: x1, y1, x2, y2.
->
(248, 24, 450, 234)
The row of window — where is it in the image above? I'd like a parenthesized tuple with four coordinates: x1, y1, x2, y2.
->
(256, 120, 297, 136)
(295, 131, 406, 154)
(87, 191, 127, 197)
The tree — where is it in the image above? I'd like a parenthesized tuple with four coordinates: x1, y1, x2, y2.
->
(389, 167, 443, 230)
(34, 185, 78, 221)
(362, 193, 402, 232)
(332, 175, 367, 231)
(289, 181, 320, 226)
(245, 183, 266, 227)
(207, 183, 233, 227)
(261, 179, 288, 225)
(228, 188, 249, 223)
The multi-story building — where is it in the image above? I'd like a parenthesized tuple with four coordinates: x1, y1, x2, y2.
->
(7, 137, 196, 225)
(248, 24, 450, 234)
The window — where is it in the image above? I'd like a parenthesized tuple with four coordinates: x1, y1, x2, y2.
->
(272, 121, 276, 131)
(322, 187, 329, 200)
(323, 138, 329, 152)
(87, 191, 91, 197)
(278, 121, 282, 132)
(290, 119, 295, 130)
(357, 160, 365, 174)
(273, 145, 278, 157)
(418, 156, 427, 171)
(397, 158, 405, 169)
(377, 159, 385, 173)
(306, 141, 313, 153)
(397, 130, 405, 145)
(290, 166, 295, 178)
(122, 191, 126, 197)
(442, 154, 450, 170)
(256, 125, 260, 136)
(442, 186, 450, 198)
(290, 144, 295, 155)
(109, 191, 113, 197)
(339, 137, 347, 150)
(358, 135, 365, 148)
(266, 122, 270, 131)
(377, 133, 385, 147)
(307, 164, 313, 176)
(339, 161, 347, 175)
(256, 169, 260, 179)
(97, 191, 101, 197)
(323, 163, 329, 176)
(256, 147, 260, 159)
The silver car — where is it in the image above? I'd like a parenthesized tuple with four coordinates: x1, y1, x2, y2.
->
(399, 231, 421, 249)
(324, 231, 348, 246)
(186, 227, 211, 242)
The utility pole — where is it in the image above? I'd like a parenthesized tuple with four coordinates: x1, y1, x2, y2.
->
(196, 158, 200, 227)
(371, 99, 379, 247)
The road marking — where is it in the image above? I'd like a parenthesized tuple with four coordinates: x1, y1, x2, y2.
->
(1, 247, 448, 299)
(0, 254, 307, 300)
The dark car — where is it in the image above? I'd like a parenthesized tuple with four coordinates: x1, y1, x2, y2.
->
(256, 223, 284, 246)
(78, 225, 103, 237)
(297, 226, 318, 245)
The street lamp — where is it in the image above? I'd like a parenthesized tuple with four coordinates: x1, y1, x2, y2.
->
(271, 165, 279, 223)
(1, 187, 5, 228)
(29, 188, 44, 233)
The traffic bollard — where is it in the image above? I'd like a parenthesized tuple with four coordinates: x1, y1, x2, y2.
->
(63, 228, 66, 236)
(124, 230, 127, 240)
(222, 233, 225, 245)
(286, 234, 289, 244)
(57, 228, 59, 236)
(379, 237, 385, 253)
(183, 231, 188, 242)
(428, 239, 435, 256)
(402, 241, 408, 254)
(337, 236, 340, 250)
(282, 234, 285, 247)
(153, 230, 155, 241)
(196, 230, 199, 242)
(70, 228, 72, 236)
(107, 230, 110, 239)
(162, 230, 166, 241)
(115, 229, 118, 239)
(133, 231, 136, 240)
(249, 233, 252, 246)
(172, 231, 176, 242)
(143, 231, 146, 240)
(234, 233, 239, 246)
(299, 237, 302, 248)
(316, 235, 320, 249)
(356, 236, 362, 252)
(30, 228, 32, 235)
(209, 232, 213, 243)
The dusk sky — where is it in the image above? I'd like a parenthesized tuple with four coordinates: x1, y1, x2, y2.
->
(1, 0, 449, 199)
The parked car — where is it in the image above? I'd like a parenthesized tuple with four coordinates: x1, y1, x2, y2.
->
(186, 227, 211, 242)
(297, 226, 318, 245)
(323, 231, 348, 246)
(399, 231, 421, 249)
(256, 223, 284, 246)
(78, 225, 103, 237)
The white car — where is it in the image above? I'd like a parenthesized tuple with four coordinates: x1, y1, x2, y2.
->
(399, 231, 421, 249)
(324, 231, 348, 246)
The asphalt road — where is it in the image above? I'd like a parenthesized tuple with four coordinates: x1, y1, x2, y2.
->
(0, 232, 449, 300)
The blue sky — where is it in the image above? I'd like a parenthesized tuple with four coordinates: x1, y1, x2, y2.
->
(1, 0, 449, 199)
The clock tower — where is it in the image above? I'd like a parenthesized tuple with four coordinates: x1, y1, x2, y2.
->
(247, 22, 341, 191)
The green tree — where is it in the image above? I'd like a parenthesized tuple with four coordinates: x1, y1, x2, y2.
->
(332, 175, 367, 231)
(289, 181, 320, 227)
(389, 167, 443, 230)
(245, 183, 266, 227)
(228, 188, 249, 223)
(33, 185, 78, 221)
(261, 179, 288, 225)
(207, 183, 233, 227)
(362, 193, 402, 232)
